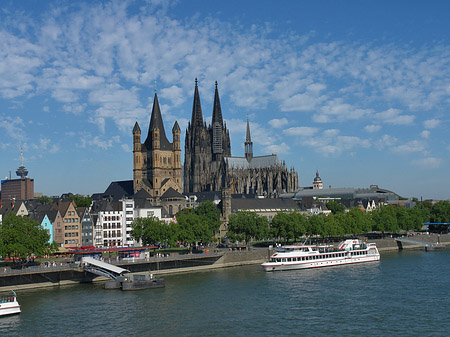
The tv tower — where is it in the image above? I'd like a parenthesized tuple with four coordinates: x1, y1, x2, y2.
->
(16, 148, 28, 179)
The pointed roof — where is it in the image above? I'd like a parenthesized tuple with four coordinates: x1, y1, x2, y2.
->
(212, 81, 223, 126)
(133, 121, 141, 134)
(144, 93, 171, 150)
(246, 117, 252, 143)
(172, 120, 180, 133)
(191, 78, 203, 128)
(161, 187, 184, 199)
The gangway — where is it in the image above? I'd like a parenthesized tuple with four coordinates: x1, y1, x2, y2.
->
(82, 256, 130, 280)
(395, 237, 445, 251)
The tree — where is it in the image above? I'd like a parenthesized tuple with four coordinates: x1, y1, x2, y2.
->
(227, 211, 269, 245)
(372, 206, 398, 233)
(131, 216, 169, 246)
(271, 211, 306, 243)
(175, 210, 211, 246)
(0, 213, 55, 262)
(35, 195, 53, 205)
(326, 201, 346, 214)
(195, 201, 221, 236)
(67, 194, 92, 208)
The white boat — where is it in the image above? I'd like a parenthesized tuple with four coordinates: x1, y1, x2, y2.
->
(0, 291, 21, 316)
(261, 239, 380, 272)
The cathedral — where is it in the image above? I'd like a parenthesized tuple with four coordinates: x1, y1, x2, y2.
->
(184, 79, 299, 197)
(132, 92, 182, 197)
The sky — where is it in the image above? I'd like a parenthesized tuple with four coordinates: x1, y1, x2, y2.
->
(0, 0, 449, 200)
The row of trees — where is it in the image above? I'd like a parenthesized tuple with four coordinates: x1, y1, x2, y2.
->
(132, 201, 450, 247)
(0, 213, 57, 262)
(234, 201, 450, 244)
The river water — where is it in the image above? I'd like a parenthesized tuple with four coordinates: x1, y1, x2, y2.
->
(1, 249, 449, 336)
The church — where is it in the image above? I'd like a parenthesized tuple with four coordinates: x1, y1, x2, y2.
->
(184, 79, 299, 197)
(132, 92, 182, 197)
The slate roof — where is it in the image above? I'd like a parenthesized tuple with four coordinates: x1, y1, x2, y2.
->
(225, 154, 280, 169)
(161, 187, 184, 199)
(184, 191, 222, 203)
(133, 189, 152, 199)
(100, 180, 134, 201)
(144, 93, 172, 151)
(281, 186, 400, 201)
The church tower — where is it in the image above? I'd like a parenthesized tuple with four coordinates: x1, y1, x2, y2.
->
(313, 170, 323, 190)
(133, 91, 182, 196)
(184, 78, 211, 193)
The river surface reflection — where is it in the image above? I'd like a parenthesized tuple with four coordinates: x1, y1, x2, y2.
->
(1, 249, 449, 336)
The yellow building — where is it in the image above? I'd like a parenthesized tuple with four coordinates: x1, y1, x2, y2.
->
(133, 92, 182, 197)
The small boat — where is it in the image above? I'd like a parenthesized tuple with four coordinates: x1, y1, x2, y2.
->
(0, 291, 21, 316)
(104, 274, 165, 290)
(262, 239, 380, 272)
(425, 243, 446, 251)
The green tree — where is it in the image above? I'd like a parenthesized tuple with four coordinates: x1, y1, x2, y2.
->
(131, 216, 169, 246)
(227, 211, 269, 245)
(67, 194, 92, 208)
(195, 201, 221, 236)
(177, 211, 211, 246)
(35, 195, 53, 205)
(430, 201, 450, 223)
(372, 206, 398, 233)
(326, 201, 346, 214)
(271, 211, 306, 243)
(0, 213, 55, 262)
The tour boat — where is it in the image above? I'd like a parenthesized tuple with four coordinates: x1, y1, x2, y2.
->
(0, 291, 21, 316)
(261, 239, 380, 272)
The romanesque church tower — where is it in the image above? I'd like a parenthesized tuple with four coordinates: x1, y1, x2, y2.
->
(184, 79, 231, 193)
(133, 92, 182, 197)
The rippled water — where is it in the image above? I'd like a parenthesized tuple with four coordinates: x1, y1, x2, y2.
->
(1, 249, 449, 336)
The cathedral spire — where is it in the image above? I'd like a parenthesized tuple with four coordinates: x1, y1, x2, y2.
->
(212, 80, 223, 127)
(191, 78, 203, 128)
(245, 116, 253, 162)
(144, 92, 171, 150)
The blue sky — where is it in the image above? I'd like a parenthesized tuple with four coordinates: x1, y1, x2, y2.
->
(0, 0, 449, 200)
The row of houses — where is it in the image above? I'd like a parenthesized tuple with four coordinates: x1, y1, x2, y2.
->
(0, 183, 389, 249)
(0, 196, 165, 249)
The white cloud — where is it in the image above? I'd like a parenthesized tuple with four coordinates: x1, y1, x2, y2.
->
(420, 130, 430, 139)
(364, 125, 381, 133)
(392, 140, 426, 153)
(0, 116, 26, 142)
(283, 126, 319, 137)
(423, 119, 440, 129)
(269, 118, 289, 128)
(375, 108, 415, 125)
(375, 134, 398, 150)
(265, 142, 290, 155)
(314, 98, 372, 123)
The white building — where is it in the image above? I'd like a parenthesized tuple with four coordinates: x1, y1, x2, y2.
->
(121, 197, 163, 247)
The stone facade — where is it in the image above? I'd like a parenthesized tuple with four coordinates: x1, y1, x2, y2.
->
(133, 92, 182, 197)
(184, 79, 299, 197)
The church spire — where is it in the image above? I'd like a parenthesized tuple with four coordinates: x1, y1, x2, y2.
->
(191, 78, 203, 128)
(212, 81, 224, 156)
(245, 116, 253, 162)
(144, 92, 171, 150)
(212, 80, 223, 126)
